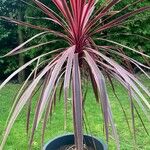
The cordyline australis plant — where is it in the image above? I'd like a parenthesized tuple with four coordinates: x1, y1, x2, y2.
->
(0, 0, 150, 149)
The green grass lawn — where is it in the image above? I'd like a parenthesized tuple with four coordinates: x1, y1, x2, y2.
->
(0, 74, 150, 150)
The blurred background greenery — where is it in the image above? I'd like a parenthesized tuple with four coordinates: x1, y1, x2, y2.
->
(0, 0, 149, 81)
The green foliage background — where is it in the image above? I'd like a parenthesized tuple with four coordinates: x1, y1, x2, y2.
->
(0, 0, 149, 79)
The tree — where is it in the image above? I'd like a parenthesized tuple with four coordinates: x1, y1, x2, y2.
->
(0, 0, 27, 82)
(0, 0, 18, 79)
(17, 1, 26, 83)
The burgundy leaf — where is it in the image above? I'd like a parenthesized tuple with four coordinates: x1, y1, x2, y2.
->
(96, 38, 150, 58)
(12, 40, 58, 55)
(1, 1, 150, 149)
(0, 61, 56, 149)
(4, 32, 49, 56)
(0, 48, 63, 90)
(72, 53, 83, 150)
(32, 0, 66, 27)
(35, 50, 70, 127)
(0, 16, 67, 39)
(64, 46, 75, 130)
(84, 51, 109, 142)
(94, 6, 150, 34)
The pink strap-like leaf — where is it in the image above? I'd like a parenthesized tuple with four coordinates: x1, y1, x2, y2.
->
(0, 61, 56, 149)
(89, 48, 150, 109)
(64, 46, 75, 129)
(94, 6, 150, 34)
(72, 53, 83, 150)
(32, 0, 65, 26)
(4, 32, 48, 56)
(0, 16, 67, 39)
(84, 51, 109, 142)
(36, 49, 71, 127)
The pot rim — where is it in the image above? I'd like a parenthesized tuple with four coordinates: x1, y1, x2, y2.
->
(43, 134, 107, 150)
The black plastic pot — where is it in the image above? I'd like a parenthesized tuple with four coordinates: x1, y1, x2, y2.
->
(44, 134, 107, 150)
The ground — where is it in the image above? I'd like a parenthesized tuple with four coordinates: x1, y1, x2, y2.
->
(0, 74, 150, 150)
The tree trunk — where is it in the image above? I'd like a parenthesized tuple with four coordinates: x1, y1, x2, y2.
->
(18, 7, 25, 83)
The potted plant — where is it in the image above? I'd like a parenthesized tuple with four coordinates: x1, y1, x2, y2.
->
(0, 0, 150, 149)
